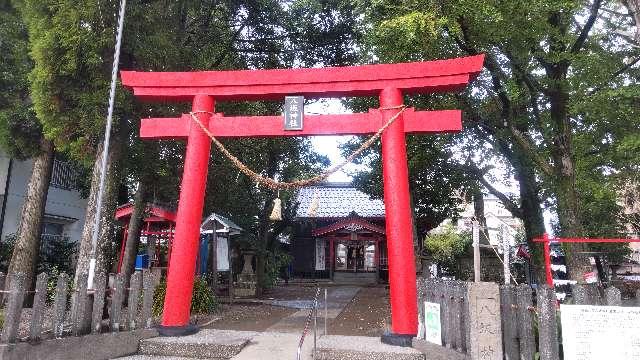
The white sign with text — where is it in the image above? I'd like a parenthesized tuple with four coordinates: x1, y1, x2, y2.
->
(424, 301, 442, 345)
(561, 304, 640, 360)
(315, 238, 325, 270)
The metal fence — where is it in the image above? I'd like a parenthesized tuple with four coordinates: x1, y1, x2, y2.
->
(417, 277, 640, 360)
(0, 270, 160, 344)
(50, 159, 80, 191)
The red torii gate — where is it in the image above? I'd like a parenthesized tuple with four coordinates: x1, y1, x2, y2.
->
(121, 54, 484, 343)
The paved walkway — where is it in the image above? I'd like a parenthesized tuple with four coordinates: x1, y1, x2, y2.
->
(231, 286, 360, 359)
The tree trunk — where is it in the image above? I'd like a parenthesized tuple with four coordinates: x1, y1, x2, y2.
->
(74, 134, 123, 286)
(255, 228, 269, 297)
(622, 0, 640, 43)
(548, 63, 590, 282)
(511, 148, 547, 283)
(472, 188, 488, 244)
(120, 181, 147, 283)
(6, 138, 54, 290)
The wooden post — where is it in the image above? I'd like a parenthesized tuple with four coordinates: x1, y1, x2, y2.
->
(500, 285, 519, 360)
(329, 237, 334, 281)
(110, 273, 124, 332)
(91, 272, 107, 333)
(472, 220, 480, 283)
(1, 272, 26, 343)
(0, 272, 6, 304)
(53, 273, 69, 338)
(536, 285, 559, 360)
(73, 272, 89, 336)
(29, 272, 49, 341)
(516, 284, 535, 360)
(127, 271, 142, 330)
(141, 269, 157, 329)
(502, 226, 510, 284)
(605, 286, 621, 306)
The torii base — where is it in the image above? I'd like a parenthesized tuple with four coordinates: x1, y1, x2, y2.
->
(381, 332, 414, 347)
(157, 324, 199, 337)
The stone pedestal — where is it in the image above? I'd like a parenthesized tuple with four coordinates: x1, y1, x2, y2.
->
(234, 254, 257, 298)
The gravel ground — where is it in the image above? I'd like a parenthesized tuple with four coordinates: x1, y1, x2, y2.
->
(260, 285, 319, 301)
(328, 286, 391, 337)
(203, 303, 296, 332)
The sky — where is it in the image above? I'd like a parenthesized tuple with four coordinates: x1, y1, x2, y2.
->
(305, 99, 362, 182)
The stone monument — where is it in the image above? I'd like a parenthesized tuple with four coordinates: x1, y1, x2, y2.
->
(467, 282, 503, 360)
(234, 252, 257, 298)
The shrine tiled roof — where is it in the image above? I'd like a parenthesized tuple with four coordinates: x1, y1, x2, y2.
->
(295, 183, 385, 218)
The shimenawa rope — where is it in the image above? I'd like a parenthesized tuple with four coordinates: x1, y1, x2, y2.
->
(189, 105, 407, 191)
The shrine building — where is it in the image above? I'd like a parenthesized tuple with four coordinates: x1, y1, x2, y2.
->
(292, 182, 387, 284)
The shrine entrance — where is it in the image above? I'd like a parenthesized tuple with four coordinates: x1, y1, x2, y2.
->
(121, 54, 484, 345)
(312, 215, 386, 283)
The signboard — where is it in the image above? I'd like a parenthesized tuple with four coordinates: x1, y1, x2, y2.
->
(217, 236, 229, 271)
(472, 220, 479, 245)
(284, 96, 304, 130)
(561, 305, 640, 360)
(424, 302, 442, 345)
(315, 238, 325, 270)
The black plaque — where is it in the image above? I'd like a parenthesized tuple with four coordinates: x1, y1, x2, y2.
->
(284, 96, 304, 130)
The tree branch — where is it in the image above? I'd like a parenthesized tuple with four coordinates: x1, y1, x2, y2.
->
(464, 163, 524, 218)
(588, 55, 640, 95)
(571, 0, 603, 54)
(508, 126, 554, 177)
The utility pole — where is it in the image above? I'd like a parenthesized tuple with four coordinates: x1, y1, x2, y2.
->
(473, 219, 480, 283)
(502, 225, 510, 284)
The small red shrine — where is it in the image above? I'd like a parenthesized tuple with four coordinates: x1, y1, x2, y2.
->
(115, 203, 176, 272)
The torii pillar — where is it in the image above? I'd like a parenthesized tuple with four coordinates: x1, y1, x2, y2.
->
(121, 54, 484, 344)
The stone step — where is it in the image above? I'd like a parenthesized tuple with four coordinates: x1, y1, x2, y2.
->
(315, 335, 425, 360)
(332, 272, 377, 284)
(116, 356, 206, 360)
(138, 329, 258, 359)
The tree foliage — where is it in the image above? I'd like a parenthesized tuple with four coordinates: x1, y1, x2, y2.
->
(357, 0, 640, 280)
(424, 225, 472, 278)
(0, 0, 42, 159)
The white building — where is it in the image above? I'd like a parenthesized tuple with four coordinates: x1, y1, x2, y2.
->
(0, 151, 88, 244)
(434, 193, 523, 246)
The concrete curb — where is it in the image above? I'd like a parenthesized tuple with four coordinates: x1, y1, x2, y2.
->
(139, 329, 257, 359)
(315, 335, 425, 360)
(0, 329, 158, 360)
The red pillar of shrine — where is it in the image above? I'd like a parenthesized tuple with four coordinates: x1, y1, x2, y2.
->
(379, 88, 418, 345)
(159, 95, 214, 335)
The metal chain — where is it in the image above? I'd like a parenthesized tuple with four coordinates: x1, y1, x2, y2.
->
(189, 105, 408, 190)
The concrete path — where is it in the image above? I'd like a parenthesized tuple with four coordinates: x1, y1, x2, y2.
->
(230, 331, 314, 360)
(264, 286, 359, 333)
(120, 287, 361, 360)
(232, 286, 360, 359)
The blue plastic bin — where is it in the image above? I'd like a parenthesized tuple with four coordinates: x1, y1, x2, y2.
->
(135, 254, 149, 269)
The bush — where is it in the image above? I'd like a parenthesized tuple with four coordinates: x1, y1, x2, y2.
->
(424, 224, 472, 279)
(153, 276, 218, 316)
(45, 267, 74, 304)
(263, 250, 292, 288)
(0, 234, 16, 273)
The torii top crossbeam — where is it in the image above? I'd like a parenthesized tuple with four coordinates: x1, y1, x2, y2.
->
(121, 54, 484, 342)
(121, 55, 483, 101)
